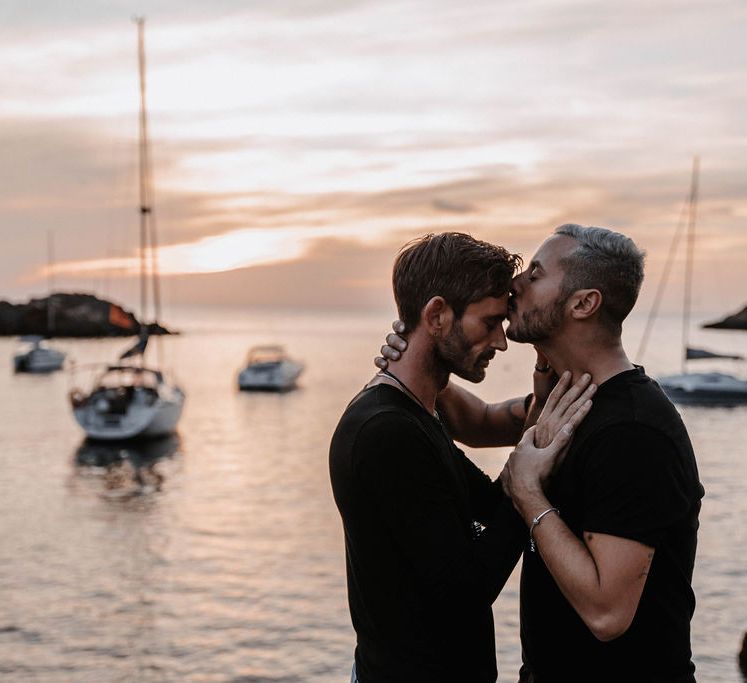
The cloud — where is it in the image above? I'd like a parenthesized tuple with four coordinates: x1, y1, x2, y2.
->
(151, 237, 399, 310)
(2, 0, 746, 315)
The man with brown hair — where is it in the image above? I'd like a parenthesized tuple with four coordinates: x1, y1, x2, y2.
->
(329, 232, 593, 682)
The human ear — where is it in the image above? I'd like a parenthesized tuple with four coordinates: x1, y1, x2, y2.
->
(570, 289, 602, 320)
(422, 297, 454, 337)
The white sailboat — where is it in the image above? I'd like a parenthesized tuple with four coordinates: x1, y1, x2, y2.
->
(13, 234, 67, 373)
(14, 335, 66, 373)
(69, 18, 185, 440)
(650, 158, 747, 405)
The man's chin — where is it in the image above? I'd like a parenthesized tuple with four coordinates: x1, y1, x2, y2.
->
(454, 366, 487, 384)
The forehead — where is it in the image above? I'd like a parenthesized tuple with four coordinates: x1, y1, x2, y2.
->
(464, 293, 509, 316)
(531, 234, 578, 270)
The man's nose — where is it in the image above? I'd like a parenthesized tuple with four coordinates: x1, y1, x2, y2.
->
(511, 271, 526, 294)
(491, 327, 508, 352)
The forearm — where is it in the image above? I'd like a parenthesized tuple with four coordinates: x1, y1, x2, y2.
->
(437, 382, 527, 447)
(516, 493, 629, 641)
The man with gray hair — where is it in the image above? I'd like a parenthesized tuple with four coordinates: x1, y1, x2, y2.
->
(379, 225, 704, 682)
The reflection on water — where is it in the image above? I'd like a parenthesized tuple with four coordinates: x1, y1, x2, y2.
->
(0, 310, 745, 682)
(73, 435, 181, 500)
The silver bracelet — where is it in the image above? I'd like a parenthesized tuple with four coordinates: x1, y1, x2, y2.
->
(529, 507, 560, 552)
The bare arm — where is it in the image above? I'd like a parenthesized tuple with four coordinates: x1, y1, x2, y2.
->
(376, 326, 583, 447)
(501, 429, 654, 642)
(441, 367, 595, 448)
(509, 487, 653, 641)
(437, 382, 527, 447)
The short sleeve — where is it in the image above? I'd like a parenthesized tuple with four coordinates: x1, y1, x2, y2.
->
(581, 423, 693, 547)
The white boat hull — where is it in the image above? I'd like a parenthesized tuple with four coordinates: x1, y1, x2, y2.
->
(238, 359, 303, 391)
(14, 347, 66, 373)
(658, 372, 747, 406)
(73, 386, 185, 440)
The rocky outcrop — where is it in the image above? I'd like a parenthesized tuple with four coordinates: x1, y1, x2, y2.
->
(703, 304, 747, 330)
(0, 293, 173, 337)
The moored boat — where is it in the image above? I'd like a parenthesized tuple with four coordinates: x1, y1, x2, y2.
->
(644, 158, 747, 406)
(67, 19, 185, 439)
(71, 364, 185, 440)
(13, 336, 66, 373)
(238, 345, 304, 391)
(657, 371, 747, 406)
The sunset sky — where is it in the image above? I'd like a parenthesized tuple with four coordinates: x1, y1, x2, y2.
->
(2, 0, 746, 315)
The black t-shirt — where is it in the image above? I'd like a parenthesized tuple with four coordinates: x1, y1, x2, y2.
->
(519, 367, 704, 683)
(329, 384, 524, 683)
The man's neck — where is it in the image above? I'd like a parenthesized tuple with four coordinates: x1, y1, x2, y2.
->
(538, 333, 634, 387)
(374, 334, 444, 413)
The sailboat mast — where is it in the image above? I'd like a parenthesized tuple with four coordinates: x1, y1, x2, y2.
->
(136, 17, 150, 328)
(46, 230, 55, 335)
(681, 156, 699, 374)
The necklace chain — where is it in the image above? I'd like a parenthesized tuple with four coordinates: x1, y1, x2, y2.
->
(377, 369, 435, 417)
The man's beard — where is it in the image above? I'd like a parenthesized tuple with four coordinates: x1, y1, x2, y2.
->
(506, 296, 566, 344)
(434, 320, 493, 384)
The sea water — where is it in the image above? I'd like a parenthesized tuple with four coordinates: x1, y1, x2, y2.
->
(0, 306, 744, 682)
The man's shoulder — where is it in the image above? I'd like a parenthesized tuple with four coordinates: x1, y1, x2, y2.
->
(572, 371, 699, 479)
(332, 385, 433, 451)
(329, 385, 447, 486)
(337, 384, 422, 427)
(581, 368, 684, 436)
(566, 370, 698, 476)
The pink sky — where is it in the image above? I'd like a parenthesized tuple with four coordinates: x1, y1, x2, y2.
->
(1, 0, 746, 315)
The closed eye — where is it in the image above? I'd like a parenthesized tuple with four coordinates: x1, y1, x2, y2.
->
(528, 263, 542, 282)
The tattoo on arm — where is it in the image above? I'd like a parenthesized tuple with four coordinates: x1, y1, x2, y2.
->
(508, 399, 525, 427)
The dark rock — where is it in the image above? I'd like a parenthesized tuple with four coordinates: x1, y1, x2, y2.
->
(0, 293, 176, 338)
(740, 631, 747, 678)
(703, 304, 747, 330)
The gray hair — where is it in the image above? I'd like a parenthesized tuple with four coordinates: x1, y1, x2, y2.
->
(554, 223, 645, 333)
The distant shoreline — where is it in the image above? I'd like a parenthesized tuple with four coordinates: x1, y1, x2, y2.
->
(702, 304, 747, 330)
(0, 293, 175, 338)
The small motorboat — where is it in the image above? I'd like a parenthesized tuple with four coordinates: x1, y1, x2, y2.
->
(13, 335, 66, 373)
(658, 372, 747, 406)
(70, 365, 185, 440)
(238, 345, 304, 391)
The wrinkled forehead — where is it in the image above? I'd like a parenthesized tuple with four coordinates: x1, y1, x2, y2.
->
(530, 234, 579, 272)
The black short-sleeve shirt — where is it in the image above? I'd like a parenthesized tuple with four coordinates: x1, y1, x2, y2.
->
(519, 367, 704, 683)
(330, 384, 524, 683)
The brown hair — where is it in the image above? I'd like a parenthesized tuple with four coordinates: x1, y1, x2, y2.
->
(393, 232, 521, 331)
